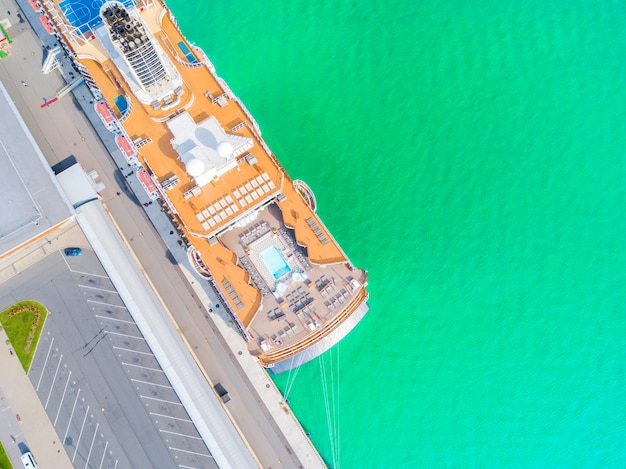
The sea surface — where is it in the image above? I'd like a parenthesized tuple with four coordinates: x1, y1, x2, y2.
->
(167, 0, 626, 466)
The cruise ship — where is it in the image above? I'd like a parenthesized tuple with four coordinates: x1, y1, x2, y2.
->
(38, 0, 369, 373)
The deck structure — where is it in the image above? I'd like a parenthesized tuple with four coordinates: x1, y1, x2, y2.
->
(40, 0, 368, 371)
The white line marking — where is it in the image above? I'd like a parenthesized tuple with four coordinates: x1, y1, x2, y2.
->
(168, 447, 212, 458)
(98, 441, 108, 469)
(114, 459, 118, 469)
(60, 251, 71, 270)
(122, 362, 163, 372)
(84, 422, 99, 469)
(54, 370, 72, 426)
(149, 412, 190, 422)
(72, 405, 90, 462)
(71, 270, 109, 279)
(139, 395, 182, 406)
(179, 465, 197, 469)
(159, 429, 202, 440)
(133, 379, 172, 389)
(115, 347, 153, 356)
(87, 300, 126, 309)
(63, 389, 80, 444)
(104, 331, 144, 340)
(36, 338, 54, 391)
(95, 315, 135, 324)
(78, 284, 117, 294)
(45, 353, 63, 409)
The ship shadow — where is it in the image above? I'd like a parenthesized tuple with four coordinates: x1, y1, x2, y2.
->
(114, 168, 141, 207)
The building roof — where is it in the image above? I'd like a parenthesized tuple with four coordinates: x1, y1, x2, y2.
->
(0, 79, 74, 258)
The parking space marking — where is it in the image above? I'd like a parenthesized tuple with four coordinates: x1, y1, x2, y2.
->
(98, 441, 109, 469)
(95, 315, 135, 324)
(140, 395, 183, 406)
(115, 346, 154, 357)
(78, 284, 117, 294)
(133, 379, 172, 389)
(87, 299, 127, 309)
(44, 353, 63, 409)
(72, 405, 90, 462)
(71, 269, 109, 279)
(63, 388, 81, 443)
(159, 429, 203, 440)
(84, 422, 99, 469)
(169, 446, 213, 458)
(149, 412, 191, 423)
(36, 337, 54, 391)
(54, 370, 72, 425)
(122, 362, 163, 373)
(105, 331, 144, 340)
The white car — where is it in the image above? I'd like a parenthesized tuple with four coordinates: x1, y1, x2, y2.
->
(21, 452, 39, 469)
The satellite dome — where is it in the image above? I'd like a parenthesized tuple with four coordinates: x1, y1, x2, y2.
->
(185, 157, 205, 177)
(217, 141, 233, 158)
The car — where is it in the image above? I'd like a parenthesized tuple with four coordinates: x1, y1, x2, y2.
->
(21, 452, 39, 469)
(213, 382, 231, 404)
(64, 247, 82, 256)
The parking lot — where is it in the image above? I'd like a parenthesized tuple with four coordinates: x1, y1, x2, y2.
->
(0, 249, 217, 469)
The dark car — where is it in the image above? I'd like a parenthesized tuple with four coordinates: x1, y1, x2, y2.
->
(214, 383, 231, 404)
(64, 247, 82, 256)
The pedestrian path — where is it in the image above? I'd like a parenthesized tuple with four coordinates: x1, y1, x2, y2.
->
(0, 326, 73, 469)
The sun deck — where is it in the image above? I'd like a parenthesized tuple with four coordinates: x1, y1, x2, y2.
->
(43, 0, 368, 368)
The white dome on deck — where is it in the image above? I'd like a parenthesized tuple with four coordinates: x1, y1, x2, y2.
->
(185, 157, 205, 177)
(217, 141, 233, 158)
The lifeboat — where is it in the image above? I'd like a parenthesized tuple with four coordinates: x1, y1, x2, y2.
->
(39, 14, 53, 34)
(136, 169, 159, 200)
(94, 101, 116, 130)
(115, 134, 137, 163)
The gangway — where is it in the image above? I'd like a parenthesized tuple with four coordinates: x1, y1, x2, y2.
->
(40, 75, 83, 107)
(41, 46, 61, 74)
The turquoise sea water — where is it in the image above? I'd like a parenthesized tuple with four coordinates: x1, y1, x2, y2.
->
(168, 0, 626, 466)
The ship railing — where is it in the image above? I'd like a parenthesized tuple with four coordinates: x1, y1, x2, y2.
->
(172, 54, 204, 69)
(207, 273, 252, 341)
(293, 180, 317, 212)
(118, 92, 133, 123)
(187, 246, 212, 279)
(259, 285, 368, 365)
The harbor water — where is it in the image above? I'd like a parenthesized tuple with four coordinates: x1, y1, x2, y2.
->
(168, 0, 626, 466)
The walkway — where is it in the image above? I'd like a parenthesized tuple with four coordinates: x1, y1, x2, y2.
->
(0, 327, 73, 469)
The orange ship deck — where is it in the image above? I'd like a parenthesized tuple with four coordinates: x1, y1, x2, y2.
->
(45, 0, 368, 367)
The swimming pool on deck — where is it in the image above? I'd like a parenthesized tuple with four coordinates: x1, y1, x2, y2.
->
(260, 246, 291, 280)
(114, 95, 128, 115)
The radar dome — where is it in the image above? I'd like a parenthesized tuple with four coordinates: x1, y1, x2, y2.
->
(217, 141, 233, 158)
(185, 157, 205, 177)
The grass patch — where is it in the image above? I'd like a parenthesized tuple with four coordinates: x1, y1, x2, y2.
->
(0, 441, 12, 469)
(0, 300, 47, 372)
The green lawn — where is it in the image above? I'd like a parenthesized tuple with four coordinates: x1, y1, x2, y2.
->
(0, 441, 12, 469)
(0, 300, 47, 372)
